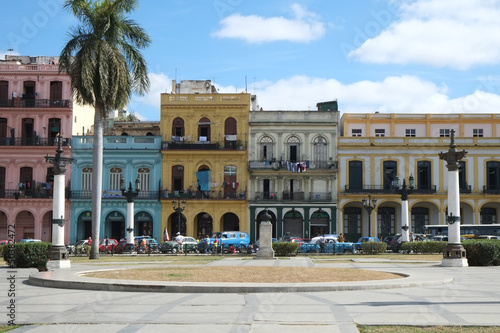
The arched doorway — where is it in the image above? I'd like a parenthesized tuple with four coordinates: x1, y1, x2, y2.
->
(310, 209, 329, 237)
(105, 211, 125, 241)
(135, 211, 153, 237)
(283, 209, 303, 239)
(170, 212, 186, 236)
(41, 211, 52, 242)
(223, 212, 239, 231)
(77, 211, 92, 241)
(197, 212, 213, 238)
(15, 210, 35, 240)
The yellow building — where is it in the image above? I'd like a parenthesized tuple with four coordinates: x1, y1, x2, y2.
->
(338, 113, 500, 241)
(160, 80, 251, 239)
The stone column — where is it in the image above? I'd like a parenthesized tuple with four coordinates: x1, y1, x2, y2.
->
(255, 210, 275, 260)
(439, 129, 468, 267)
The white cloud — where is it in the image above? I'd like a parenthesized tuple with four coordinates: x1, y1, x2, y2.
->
(128, 72, 172, 120)
(248, 75, 500, 114)
(211, 4, 326, 43)
(349, 0, 500, 69)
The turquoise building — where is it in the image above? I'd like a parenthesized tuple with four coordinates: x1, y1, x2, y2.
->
(69, 135, 162, 244)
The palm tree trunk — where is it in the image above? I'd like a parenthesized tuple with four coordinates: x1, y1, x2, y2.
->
(89, 104, 104, 259)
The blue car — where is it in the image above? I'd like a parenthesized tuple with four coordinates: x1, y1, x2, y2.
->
(354, 237, 381, 251)
(298, 235, 355, 254)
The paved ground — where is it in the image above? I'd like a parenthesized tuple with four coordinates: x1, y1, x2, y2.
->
(2, 257, 500, 332)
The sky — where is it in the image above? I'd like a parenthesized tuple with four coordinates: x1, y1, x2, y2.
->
(2, 0, 500, 121)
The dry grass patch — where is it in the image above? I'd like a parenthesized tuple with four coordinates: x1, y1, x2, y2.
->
(85, 266, 402, 283)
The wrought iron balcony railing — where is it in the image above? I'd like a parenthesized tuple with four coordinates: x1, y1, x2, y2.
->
(162, 140, 246, 151)
(0, 98, 72, 108)
(0, 137, 71, 147)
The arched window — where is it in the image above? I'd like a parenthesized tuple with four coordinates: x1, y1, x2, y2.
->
(109, 167, 122, 190)
(313, 136, 328, 168)
(287, 136, 301, 162)
(172, 117, 184, 138)
(138, 168, 150, 192)
(198, 117, 211, 141)
(259, 136, 274, 160)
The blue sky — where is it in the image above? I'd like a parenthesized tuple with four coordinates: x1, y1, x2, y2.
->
(2, 0, 500, 120)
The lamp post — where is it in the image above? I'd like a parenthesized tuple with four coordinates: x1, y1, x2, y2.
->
(362, 194, 377, 237)
(172, 199, 186, 235)
(121, 176, 140, 253)
(45, 135, 73, 268)
(439, 129, 468, 267)
(393, 175, 415, 242)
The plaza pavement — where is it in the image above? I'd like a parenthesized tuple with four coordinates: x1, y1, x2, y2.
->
(2, 256, 500, 332)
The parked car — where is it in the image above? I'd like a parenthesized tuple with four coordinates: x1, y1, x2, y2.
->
(99, 238, 118, 252)
(0, 240, 13, 246)
(160, 236, 199, 254)
(251, 238, 278, 252)
(430, 235, 448, 242)
(475, 235, 500, 240)
(66, 239, 89, 254)
(114, 239, 135, 253)
(18, 239, 42, 243)
(384, 234, 402, 253)
(137, 237, 159, 254)
(298, 236, 355, 254)
(354, 237, 381, 251)
(210, 231, 251, 252)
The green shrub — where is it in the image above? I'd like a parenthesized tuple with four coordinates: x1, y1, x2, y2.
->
(3, 242, 50, 269)
(361, 241, 387, 254)
(73, 244, 91, 256)
(463, 239, 500, 266)
(401, 241, 447, 254)
(272, 242, 299, 256)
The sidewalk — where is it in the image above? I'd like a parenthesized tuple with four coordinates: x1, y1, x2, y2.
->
(3, 257, 500, 332)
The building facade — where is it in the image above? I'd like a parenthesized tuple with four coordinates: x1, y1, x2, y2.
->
(248, 101, 339, 242)
(0, 55, 73, 242)
(160, 80, 251, 239)
(338, 113, 500, 242)
(69, 135, 162, 244)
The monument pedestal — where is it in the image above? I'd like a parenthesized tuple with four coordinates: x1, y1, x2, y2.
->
(47, 245, 71, 269)
(441, 243, 468, 267)
(255, 220, 275, 260)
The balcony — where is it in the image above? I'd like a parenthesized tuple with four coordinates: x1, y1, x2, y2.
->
(0, 137, 71, 147)
(282, 191, 305, 201)
(162, 140, 246, 151)
(460, 185, 472, 194)
(344, 185, 436, 194)
(161, 190, 246, 200)
(0, 98, 72, 108)
(249, 160, 337, 171)
(254, 192, 278, 201)
(0, 189, 52, 199)
(309, 192, 332, 201)
(69, 190, 160, 200)
(483, 186, 500, 194)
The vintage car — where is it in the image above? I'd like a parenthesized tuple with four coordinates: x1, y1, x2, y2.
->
(354, 237, 381, 251)
(210, 231, 251, 252)
(160, 236, 199, 254)
(297, 235, 355, 254)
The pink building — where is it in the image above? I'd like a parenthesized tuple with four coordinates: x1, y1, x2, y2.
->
(0, 55, 72, 243)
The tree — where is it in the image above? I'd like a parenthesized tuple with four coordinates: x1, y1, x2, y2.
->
(59, 0, 150, 259)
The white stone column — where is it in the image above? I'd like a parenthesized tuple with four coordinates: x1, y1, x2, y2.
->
(51, 173, 65, 247)
(447, 169, 461, 244)
(401, 199, 409, 242)
(127, 201, 135, 246)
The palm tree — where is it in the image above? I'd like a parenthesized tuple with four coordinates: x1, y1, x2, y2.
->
(59, 0, 150, 259)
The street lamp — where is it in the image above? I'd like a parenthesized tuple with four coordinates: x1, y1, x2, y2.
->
(362, 194, 377, 237)
(172, 199, 187, 234)
(121, 176, 140, 253)
(393, 175, 415, 242)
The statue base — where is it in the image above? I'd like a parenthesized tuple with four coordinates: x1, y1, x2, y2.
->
(441, 243, 468, 267)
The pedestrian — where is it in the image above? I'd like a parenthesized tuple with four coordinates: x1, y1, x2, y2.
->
(105, 235, 109, 254)
(88, 236, 92, 245)
(319, 235, 326, 253)
(339, 233, 345, 242)
(204, 235, 211, 253)
(212, 237, 218, 254)
(175, 232, 184, 253)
